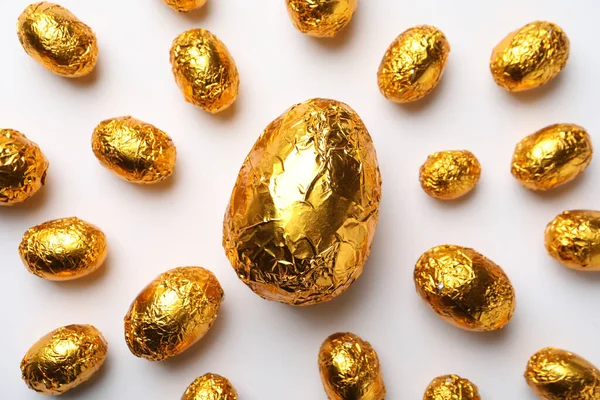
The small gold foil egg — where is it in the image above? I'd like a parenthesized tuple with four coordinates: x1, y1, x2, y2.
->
(490, 21, 569, 92)
(378, 25, 450, 103)
(414, 245, 516, 331)
(17, 2, 98, 78)
(91, 116, 177, 184)
(170, 29, 239, 113)
(423, 375, 481, 400)
(419, 150, 481, 200)
(223, 98, 382, 306)
(163, 0, 206, 12)
(124, 267, 223, 361)
(19, 217, 107, 281)
(511, 124, 592, 191)
(525, 347, 600, 400)
(285, 0, 357, 38)
(21, 324, 108, 395)
(182, 373, 238, 400)
(0, 129, 48, 206)
(318, 332, 386, 400)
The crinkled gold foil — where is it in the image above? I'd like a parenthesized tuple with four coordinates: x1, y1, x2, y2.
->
(511, 124, 592, 191)
(0, 129, 48, 206)
(170, 29, 239, 113)
(419, 150, 481, 200)
(163, 0, 206, 12)
(21, 324, 108, 395)
(182, 373, 238, 400)
(525, 347, 600, 400)
(423, 375, 481, 400)
(124, 267, 223, 361)
(91, 116, 177, 184)
(318, 332, 385, 400)
(285, 0, 358, 38)
(17, 2, 98, 78)
(223, 98, 382, 306)
(414, 245, 516, 331)
(490, 21, 569, 92)
(377, 25, 450, 103)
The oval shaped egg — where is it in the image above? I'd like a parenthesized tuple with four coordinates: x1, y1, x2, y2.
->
(223, 98, 382, 306)
(124, 266, 223, 361)
(286, 0, 357, 38)
(21, 324, 107, 395)
(525, 347, 600, 399)
(92, 116, 177, 184)
(378, 25, 450, 103)
(17, 2, 98, 78)
(182, 373, 238, 400)
(424, 375, 481, 400)
(419, 150, 481, 200)
(490, 21, 569, 92)
(511, 124, 592, 191)
(163, 0, 206, 12)
(170, 29, 239, 113)
(0, 129, 48, 206)
(414, 245, 516, 331)
(318, 332, 386, 400)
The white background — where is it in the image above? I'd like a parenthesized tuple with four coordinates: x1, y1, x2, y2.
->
(1, 0, 599, 398)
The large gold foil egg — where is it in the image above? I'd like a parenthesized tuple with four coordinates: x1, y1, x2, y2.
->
(182, 373, 238, 400)
(511, 124, 592, 191)
(318, 332, 386, 400)
(378, 25, 450, 103)
(124, 267, 223, 361)
(17, 2, 98, 78)
(525, 347, 600, 400)
(170, 29, 239, 113)
(163, 0, 206, 12)
(414, 245, 516, 331)
(21, 324, 108, 395)
(419, 150, 481, 200)
(92, 116, 177, 184)
(285, 0, 357, 38)
(223, 98, 382, 306)
(490, 21, 569, 92)
(423, 375, 481, 400)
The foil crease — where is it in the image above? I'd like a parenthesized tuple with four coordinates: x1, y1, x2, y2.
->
(419, 150, 481, 200)
(163, 0, 207, 12)
(182, 373, 238, 400)
(424, 375, 481, 400)
(285, 0, 358, 38)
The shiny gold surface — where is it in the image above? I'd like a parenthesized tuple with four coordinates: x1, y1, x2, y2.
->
(525, 347, 600, 400)
(0, 129, 48, 206)
(163, 0, 207, 12)
(318, 332, 385, 400)
(414, 245, 516, 331)
(423, 375, 481, 400)
(378, 25, 450, 103)
(124, 267, 223, 361)
(490, 21, 569, 92)
(21, 324, 107, 395)
(17, 2, 98, 78)
(19, 217, 107, 281)
(285, 0, 358, 38)
(511, 124, 592, 191)
(92, 116, 177, 184)
(223, 98, 382, 306)
(170, 29, 239, 113)
(419, 150, 481, 200)
(182, 373, 238, 400)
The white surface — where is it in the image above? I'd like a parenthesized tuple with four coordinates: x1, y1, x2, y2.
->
(1, 0, 599, 398)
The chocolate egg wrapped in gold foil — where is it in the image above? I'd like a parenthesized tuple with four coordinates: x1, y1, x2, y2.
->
(92, 116, 177, 184)
(163, 0, 206, 12)
(223, 98, 382, 306)
(21, 324, 107, 395)
(490, 21, 569, 92)
(182, 373, 238, 400)
(414, 245, 516, 331)
(318, 332, 386, 400)
(170, 29, 239, 113)
(378, 25, 450, 103)
(525, 347, 600, 399)
(285, 0, 357, 38)
(511, 124, 592, 191)
(0, 129, 48, 206)
(423, 375, 481, 400)
(17, 2, 98, 78)
(419, 150, 481, 200)
(124, 266, 223, 361)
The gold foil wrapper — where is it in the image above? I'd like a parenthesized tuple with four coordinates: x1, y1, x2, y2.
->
(419, 150, 481, 200)
(414, 245, 516, 332)
(423, 375, 481, 400)
(0, 129, 48, 206)
(223, 98, 382, 306)
(318, 332, 386, 400)
(124, 267, 223, 361)
(21, 324, 108, 395)
(490, 21, 569, 92)
(525, 347, 600, 400)
(182, 373, 238, 400)
(378, 25, 450, 103)
(17, 2, 98, 78)
(170, 29, 240, 113)
(511, 124, 592, 191)
(285, 0, 358, 38)
(163, 0, 207, 12)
